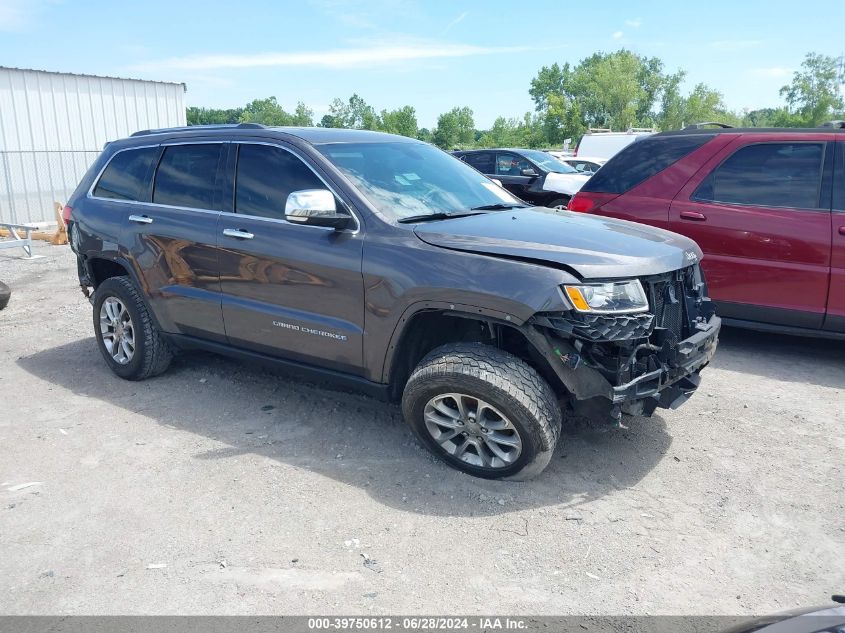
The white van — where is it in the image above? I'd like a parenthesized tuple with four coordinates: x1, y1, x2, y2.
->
(574, 128, 655, 161)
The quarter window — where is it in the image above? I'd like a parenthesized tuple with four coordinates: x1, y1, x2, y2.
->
(694, 142, 825, 209)
(235, 144, 325, 220)
(93, 147, 158, 201)
(153, 144, 222, 210)
(582, 134, 714, 194)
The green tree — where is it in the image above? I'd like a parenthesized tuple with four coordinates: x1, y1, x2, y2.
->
(238, 97, 312, 126)
(291, 102, 315, 126)
(416, 127, 433, 143)
(530, 50, 668, 132)
(325, 94, 380, 129)
(657, 78, 739, 130)
(186, 106, 243, 125)
(379, 106, 418, 137)
(740, 107, 781, 127)
(432, 107, 475, 149)
(779, 53, 845, 126)
(542, 93, 585, 147)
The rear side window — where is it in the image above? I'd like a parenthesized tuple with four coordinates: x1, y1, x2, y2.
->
(693, 142, 825, 209)
(235, 144, 325, 220)
(582, 134, 714, 194)
(463, 152, 495, 174)
(93, 147, 158, 201)
(153, 144, 222, 210)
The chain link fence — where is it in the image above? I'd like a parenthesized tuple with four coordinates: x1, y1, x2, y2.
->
(0, 150, 100, 225)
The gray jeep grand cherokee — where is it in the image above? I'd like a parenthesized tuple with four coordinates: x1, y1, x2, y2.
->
(65, 124, 720, 479)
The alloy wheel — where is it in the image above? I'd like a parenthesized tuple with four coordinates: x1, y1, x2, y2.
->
(99, 296, 135, 365)
(423, 393, 523, 469)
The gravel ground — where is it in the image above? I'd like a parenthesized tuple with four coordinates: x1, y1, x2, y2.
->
(1, 243, 843, 615)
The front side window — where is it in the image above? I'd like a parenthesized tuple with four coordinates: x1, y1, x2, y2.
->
(317, 142, 522, 220)
(495, 153, 534, 176)
(235, 144, 325, 220)
(153, 144, 222, 210)
(463, 152, 495, 174)
(693, 142, 825, 209)
(93, 147, 158, 201)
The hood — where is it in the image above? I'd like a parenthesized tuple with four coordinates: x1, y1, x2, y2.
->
(542, 171, 591, 196)
(413, 208, 703, 279)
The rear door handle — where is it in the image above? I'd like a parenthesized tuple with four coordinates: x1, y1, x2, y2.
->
(839, 226, 845, 236)
(680, 210, 707, 222)
(223, 228, 254, 240)
(128, 215, 153, 224)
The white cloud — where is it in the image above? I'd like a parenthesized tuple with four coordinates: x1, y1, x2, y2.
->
(710, 39, 760, 51)
(130, 41, 536, 72)
(749, 66, 793, 78)
(624, 18, 642, 28)
(612, 31, 624, 40)
(442, 10, 469, 35)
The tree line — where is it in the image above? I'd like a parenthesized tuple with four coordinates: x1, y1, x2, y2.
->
(186, 50, 845, 150)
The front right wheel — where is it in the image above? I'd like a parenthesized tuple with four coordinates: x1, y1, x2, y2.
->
(401, 343, 561, 480)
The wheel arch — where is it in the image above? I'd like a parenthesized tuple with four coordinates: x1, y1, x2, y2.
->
(383, 303, 562, 400)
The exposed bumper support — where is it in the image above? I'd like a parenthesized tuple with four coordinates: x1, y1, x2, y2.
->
(523, 315, 721, 420)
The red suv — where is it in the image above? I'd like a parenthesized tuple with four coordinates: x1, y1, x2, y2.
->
(568, 125, 845, 338)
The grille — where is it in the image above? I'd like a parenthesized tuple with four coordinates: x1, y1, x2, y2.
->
(650, 277, 686, 339)
(548, 312, 655, 342)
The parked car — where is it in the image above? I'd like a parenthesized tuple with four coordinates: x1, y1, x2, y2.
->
(65, 124, 719, 479)
(568, 124, 845, 338)
(574, 128, 655, 160)
(561, 156, 607, 175)
(453, 148, 589, 208)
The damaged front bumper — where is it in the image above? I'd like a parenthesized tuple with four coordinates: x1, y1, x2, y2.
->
(523, 314, 721, 422)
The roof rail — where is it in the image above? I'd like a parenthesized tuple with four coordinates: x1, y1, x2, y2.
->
(587, 127, 613, 133)
(683, 122, 734, 130)
(627, 127, 656, 133)
(819, 120, 845, 129)
(130, 122, 267, 137)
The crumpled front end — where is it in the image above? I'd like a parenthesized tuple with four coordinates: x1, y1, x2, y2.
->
(526, 264, 720, 423)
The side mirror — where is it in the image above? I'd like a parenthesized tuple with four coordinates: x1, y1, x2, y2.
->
(491, 178, 504, 187)
(520, 168, 538, 177)
(285, 189, 350, 230)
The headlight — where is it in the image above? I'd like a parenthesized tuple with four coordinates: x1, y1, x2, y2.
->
(563, 280, 649, 314)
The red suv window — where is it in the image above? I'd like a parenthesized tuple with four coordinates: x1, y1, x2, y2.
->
(692, 142, 825, 209)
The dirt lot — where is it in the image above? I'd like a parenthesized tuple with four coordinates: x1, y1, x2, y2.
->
(1, 242, 843, 615)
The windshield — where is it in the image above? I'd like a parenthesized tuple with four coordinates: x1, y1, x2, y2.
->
(518, 149, 579, 174)
(317, 142, 523, 221)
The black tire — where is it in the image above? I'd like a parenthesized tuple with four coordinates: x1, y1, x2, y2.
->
(547, 197, 570, 209)
(92, 276, 172, 380)
(0, 281, 9, 311)
(401, 343, 561, 480)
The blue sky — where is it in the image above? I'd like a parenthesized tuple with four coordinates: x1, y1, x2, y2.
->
(1, 0, 843, 128)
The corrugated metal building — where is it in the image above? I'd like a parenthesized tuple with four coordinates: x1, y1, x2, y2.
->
(0, 67, 186, 225)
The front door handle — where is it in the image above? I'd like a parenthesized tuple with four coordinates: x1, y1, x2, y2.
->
(128, 215, 153, 224)
(223, 228, 254, 240)
(680, 210, 707, 222)
(839, 226, 845, 236)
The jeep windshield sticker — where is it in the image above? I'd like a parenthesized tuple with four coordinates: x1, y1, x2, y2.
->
(272, 320, 348, 342)
(480, 181, 515, 201)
